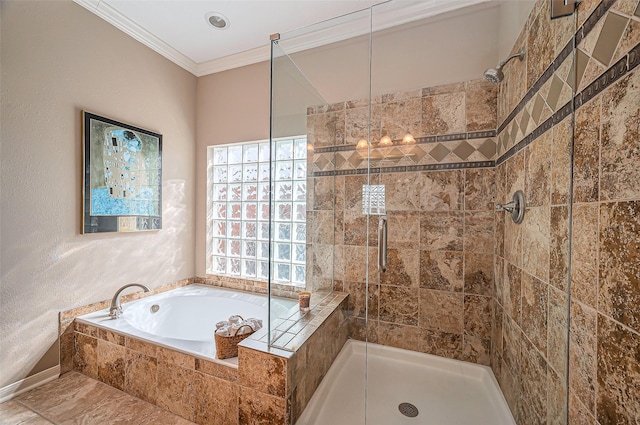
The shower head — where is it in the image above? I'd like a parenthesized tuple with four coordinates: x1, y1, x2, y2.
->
(483, 68, 504, 83)
(483, 48, 526, 83)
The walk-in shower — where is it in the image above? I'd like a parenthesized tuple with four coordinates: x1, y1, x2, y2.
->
(267, 0, 589, 423)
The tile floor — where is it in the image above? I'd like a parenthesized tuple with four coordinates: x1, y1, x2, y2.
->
(0, 372, 195, 424)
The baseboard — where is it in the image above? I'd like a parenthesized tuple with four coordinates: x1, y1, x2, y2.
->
(0, 365, 60, 403)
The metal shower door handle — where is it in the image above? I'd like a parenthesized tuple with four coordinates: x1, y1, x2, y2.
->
(378, 216, 387, 272)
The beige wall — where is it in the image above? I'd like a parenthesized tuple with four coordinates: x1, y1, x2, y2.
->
(194, 61, 271, 276)
(0, 0, 197, 388)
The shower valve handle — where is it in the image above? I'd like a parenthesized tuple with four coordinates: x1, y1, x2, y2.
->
(378, 216, 387, 272)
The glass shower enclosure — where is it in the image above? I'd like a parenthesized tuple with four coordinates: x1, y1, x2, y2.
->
(269, 1, 576, 423)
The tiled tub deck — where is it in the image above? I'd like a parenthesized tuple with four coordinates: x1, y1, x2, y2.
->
(59, 282, 348, 425)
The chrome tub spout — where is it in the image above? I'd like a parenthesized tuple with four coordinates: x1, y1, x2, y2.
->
(109, 283, 150, 319)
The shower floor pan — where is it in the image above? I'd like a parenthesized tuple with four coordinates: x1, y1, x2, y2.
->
(297, 340, 515, 425)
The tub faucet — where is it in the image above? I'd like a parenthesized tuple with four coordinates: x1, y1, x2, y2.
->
(109, 283, 150, 319)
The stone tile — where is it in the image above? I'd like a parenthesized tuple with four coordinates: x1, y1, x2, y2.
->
(504, 263, 522, 326)
(577, 0, 600, 28)
(419, 250, 463, 292)
(16, 372, 123, 423)
(547, 366, 567, 425)
(599, 201, 640, 333)
(464, 168, 496, 211)
(195, 373, 238, 425)
(342, 210, 373, 246)
(60, 324, 74, 375)
(312, 176, 337, 211)
(494, 256, 505, 306)
(418, 289, 463, 334)
(376, 321, 422, 352)
(416, 170, 464, 212)
(592, 11, 629, 67)
(505, 151, 525, 208)
(569, 301, 597, 415)
(0, 401, 51, 425)
(74, 333, 98, 379)
(124, 349, 157, 404)
(380, 248, 419, 287)
(502, 314, 522, 376)
(522, 206, 550, 283)
(97, 339, 125, 391)
(550, 205, 570, 292)
(386, 211, 420, 249)
(568, 392, 597, 425)
(340, 281, 378, 319)
(525, 131, 551, 207)
(157, 347, 195, 370)
(422, 92, 465, 135)
(381, 97, 422, 141)
(344, 174, 371, 211)
(379, 285, 419, 326)
(551, 117, 575, 205)
(345, 104, 381, 146)
(420, 329, 463, 360)
(419, 211, 463, 251)
(492, 299, 504, 356)
(601, 71, 640, 201)
(496, 211, 505, 258)
(613, 14, 640, 65)
(596, 314, 640, 425)
(462, 334, 491, 366)
(465, 79, 497, 132)
(520, 337, 548, 423)
(527, 8, 555, 89)
(75, 322, 98, 337)
(464, 211, 494, 254)
(573, 97, 601, 203)
(98, 329, 125, 346)
(571, 203, 599, 308)
(195, 358, 238, 382)
(380, 172, 420, 211)
(156, 362, 197, 421)
(238, 348, 288, 398)
(463, 252, 493, 296)
(463, 295, 492, 341)
(547, 287, 568, 380)
(238, 386, 287, 425)
(520, 272, 548, 354)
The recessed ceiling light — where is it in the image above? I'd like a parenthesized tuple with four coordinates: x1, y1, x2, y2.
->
(205, 12, 230, 30)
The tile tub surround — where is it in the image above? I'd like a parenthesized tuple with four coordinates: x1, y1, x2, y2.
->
(65, 286, 348, 425)
(492, 0, 640, 424)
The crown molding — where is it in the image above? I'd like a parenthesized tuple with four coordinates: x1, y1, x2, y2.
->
(73, 0, 198, 75)
(75, 0, 494, 77)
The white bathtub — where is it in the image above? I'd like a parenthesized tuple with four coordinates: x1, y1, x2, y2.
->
(76, 284, 298, 364)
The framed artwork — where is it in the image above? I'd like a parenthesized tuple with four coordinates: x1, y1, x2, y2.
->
(82, 111, 162, 233)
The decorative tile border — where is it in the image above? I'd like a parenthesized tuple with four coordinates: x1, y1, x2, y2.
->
(496, 0, 640, 165)
(497, 40, 640, 166)
(312, 160, 495, 177)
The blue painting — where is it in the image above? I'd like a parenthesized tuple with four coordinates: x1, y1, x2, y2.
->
(83, 112, 162, 233)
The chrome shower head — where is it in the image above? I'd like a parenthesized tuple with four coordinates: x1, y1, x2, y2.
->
(483, 48, 526, 83)
(483, 68, 504, 83)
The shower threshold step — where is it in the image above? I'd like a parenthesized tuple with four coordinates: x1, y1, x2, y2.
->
(297, 340, 515, 425)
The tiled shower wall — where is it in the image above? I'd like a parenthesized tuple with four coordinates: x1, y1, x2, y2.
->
(307, 80, 499, 365)
(492, 0, 640, 424)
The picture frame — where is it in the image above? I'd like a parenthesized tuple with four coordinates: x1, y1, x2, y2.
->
(82, 111, 162, 233)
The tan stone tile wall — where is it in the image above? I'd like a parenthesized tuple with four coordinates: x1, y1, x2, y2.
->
(493, 0, 640, 424)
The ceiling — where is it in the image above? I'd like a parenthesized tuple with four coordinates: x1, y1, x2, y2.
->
(73, 0, 492, 76)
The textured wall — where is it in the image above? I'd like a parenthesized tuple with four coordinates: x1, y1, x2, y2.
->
(492, 0, 640, 424)
(0, 0, 197, 388)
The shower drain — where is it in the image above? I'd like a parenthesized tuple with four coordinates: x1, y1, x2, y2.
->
(398, 402, 419, 418)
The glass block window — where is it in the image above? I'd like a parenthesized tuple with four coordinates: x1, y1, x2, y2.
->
(207, 137, 307, 286)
